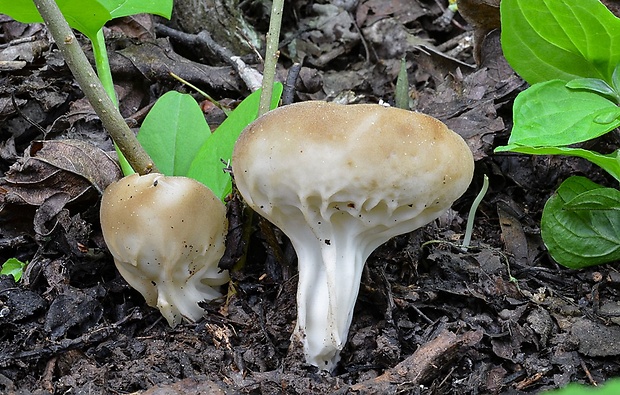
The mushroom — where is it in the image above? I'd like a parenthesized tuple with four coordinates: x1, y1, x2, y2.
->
(232, 101, 474, 371)
(100, 173, 229, 327)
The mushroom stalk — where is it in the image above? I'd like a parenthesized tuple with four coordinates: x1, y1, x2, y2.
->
(293, 199, 464, 369)
(232, 101, 474, 371)
(293, 228, 364, 368)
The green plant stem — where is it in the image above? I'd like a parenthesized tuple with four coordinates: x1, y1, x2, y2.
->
(92, 28, 135, 175)
(92, 28, 118, 106)
(170, 72, 230, 115)
(462, 174, 489, 249)
(258, 0, 284, 116)
(32, 0, 158, 175)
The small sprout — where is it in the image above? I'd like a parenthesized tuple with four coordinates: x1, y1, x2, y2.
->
(100, 173, 229, 327)
(232, 101, 474, 371)
(1, 258, 28, 282)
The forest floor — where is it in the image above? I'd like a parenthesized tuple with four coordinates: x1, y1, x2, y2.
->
(1, 1, 620, 394)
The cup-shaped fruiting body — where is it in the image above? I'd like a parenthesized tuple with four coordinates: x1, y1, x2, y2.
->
(232, 101, 474, 371)
(100, 173, 229, 327)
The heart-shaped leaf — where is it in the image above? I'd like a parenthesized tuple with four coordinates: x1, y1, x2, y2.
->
(541, 176, 620, 269)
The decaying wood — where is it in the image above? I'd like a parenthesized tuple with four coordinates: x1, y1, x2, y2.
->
(170, 0, 261, 60)
(339, 329, 483, 394)
(107, 39, 242, 93)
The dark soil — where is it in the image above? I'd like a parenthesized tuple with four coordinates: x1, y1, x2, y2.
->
(2, 1, 620, 394)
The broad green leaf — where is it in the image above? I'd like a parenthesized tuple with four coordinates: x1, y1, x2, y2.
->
(0, 0, 171, 41)
(0, 1, 42, 21)
(565, 188, 620, 212)
(494, 80, 620, 148)
(0, 0, 111, 40)
(187, 83, 284, 201)
(566, 78, 620, 104)
(500, 0, 620, 84)
(541, 176, 620, 269)
(98, 0, 172, 19)
(494, 145, 620, 182)
(1, 258, 27, 282)
(138, 91, 211, 177)
(543, 379, 620, 394)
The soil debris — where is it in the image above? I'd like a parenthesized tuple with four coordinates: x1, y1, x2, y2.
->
(2, 1, 620, 394)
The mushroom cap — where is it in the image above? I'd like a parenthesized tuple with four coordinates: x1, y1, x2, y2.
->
(232, 101, 474, 371)
(100, 173, 229, 326)
(233, 101, 474, 238)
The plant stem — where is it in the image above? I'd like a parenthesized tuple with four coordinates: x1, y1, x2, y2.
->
(462, 174, 489, 249)
(92, 29, 118, 107)
(92, 28, 134, 176)
(32, 0, 158, 175)
(170, 72, 230, 115)
(258, 0, 284, 116)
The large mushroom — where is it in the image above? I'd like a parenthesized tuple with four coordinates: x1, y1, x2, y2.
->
(232, 101, 474, 371)
(100, 173, 229, 327)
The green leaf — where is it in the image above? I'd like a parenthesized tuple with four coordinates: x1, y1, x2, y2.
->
(187, 83, 284, 201)
(1, 258, 28, 282)
(494, 80, 620, 148)
(494, 145, 620, 182)
(0, 0, 111, 40)
(500, 0, 620, 84)
(566, 78, 620, 104)
(541, 176, 620, 269)
(395, 57, 409, 110)
(97, 0, 172, 19)
(613, 64, 620, 93)
(0, 0, 171, 41)
(542, 379, 620, 394)
(137, 91, 211, 177)
(0, 0, 42, 21)
(565, 189, 620, 212)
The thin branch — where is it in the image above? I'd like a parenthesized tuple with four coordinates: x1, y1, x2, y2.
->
(258, 0, 284, 116)
(32, 0, 158, 175)
(155, 24, 263, 93)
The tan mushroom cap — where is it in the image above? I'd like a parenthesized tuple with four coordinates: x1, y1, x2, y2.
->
(233, 101, 474, 235)
(100, 173, 229, 326)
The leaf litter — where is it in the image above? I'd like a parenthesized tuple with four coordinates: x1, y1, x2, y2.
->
(1, 1, 620, 394)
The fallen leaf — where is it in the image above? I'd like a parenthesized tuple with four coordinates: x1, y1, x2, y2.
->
(0, 139, 121, 206)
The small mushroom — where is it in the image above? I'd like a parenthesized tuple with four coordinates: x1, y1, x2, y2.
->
(100, 173, 229, 327)
(232, 101, 474, 371)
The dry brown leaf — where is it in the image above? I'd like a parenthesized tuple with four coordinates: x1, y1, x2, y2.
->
(0, 139, 121, 206)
